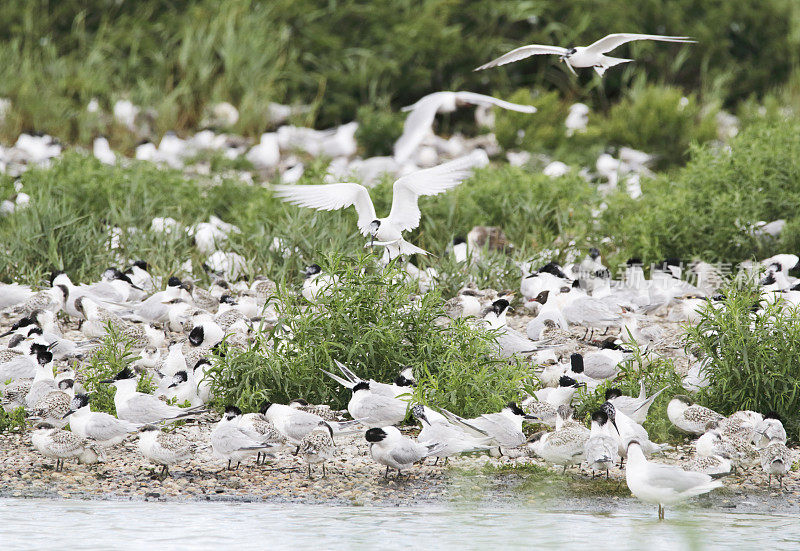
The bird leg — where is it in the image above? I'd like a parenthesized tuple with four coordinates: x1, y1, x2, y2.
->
(767, 474, 771, 488)
(583, 327, 590, 340)
(307, 464, 313, 480)
(322, 463, 327, 478)
(433, 457, 439, 466)
(562, 465, 568, 475)
(605, 468, 609, 480)
(385, 466, 389, 479)
(294, 446, 300, 456)
(227, 460, 232, 471)
(602, 327, 609, 336)
(444, 457, 449, 467)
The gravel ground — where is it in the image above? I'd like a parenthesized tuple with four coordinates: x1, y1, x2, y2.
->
(1, 418, 797, 512)
(1, 301, 797, 512)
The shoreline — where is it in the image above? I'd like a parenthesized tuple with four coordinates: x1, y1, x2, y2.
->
(2, 428, 797, 513)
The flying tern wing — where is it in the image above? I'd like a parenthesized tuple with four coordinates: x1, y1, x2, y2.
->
(585, 33, 695, 55)
(272, 183, 377, 236)
(394, 93, 448, 163)
(475, 44, 569, 71)
(387, 156, 476, 232)
(454, 92, 537, 113)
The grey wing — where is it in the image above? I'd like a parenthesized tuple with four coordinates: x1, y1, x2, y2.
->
(389, 441, 425, 465)
(644, 463, 712, 492)
(124, 394, 180, 421)
(497, 327, 549, 357)
(585, 33, 695, 55)
(394, 93, 445, 162)
(87, 414, 133, 441)
(454, 92, 537, 113)
(216, 425, 262, 451)
(354, 396, 407, 422)
(475, 44, 568, 70)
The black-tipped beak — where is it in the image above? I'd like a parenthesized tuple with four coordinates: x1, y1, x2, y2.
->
(523, 414, 539, 420)
(47, 341, 58, 351)
(62, 410, 74, 419)
(610, 418, 620, 435)
(168, 382, 178, 388)
(0, 329, 13, 337)
(98, 379, 113, 384)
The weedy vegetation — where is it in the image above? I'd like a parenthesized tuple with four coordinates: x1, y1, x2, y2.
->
(207, 255, 532, 417)
(80, 325, 155, 415)
(685, 286, 800, 441)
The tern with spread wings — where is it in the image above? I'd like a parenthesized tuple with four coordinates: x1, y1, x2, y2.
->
(272, 156, 476, 261)
(394, 91, 536, 163)
(475, 33, 695, 77)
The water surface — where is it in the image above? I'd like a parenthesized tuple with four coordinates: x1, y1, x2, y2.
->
(1, 498, 795, 550)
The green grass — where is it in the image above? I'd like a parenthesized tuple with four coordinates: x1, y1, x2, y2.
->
(4, 116, 800, 291)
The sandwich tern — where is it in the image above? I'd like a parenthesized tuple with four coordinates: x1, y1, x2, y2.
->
(299, 421, 335, 478)
(273, 156, 476, 261)
(528, 405, 589, 472)
(584, 410, 620, 477)
(211, 406, 279, 470)
(625, 440, 722, 519)
(64, 393, 141, 449)
(102, 368, 205, 424)
(31, 422, 90, 471)
(759, 438, 792, 489)
(393, 91, 535, 163)
(667, 395, 724, 435)
(412, 405, 492, 463)
(441, 402, 535, 449)
(137, 425, 193, 479)
(476, 33, 695, 77)
(605, 383, 667, 425)
(347, 381, 409, 427)
(365, 426, 439, 478)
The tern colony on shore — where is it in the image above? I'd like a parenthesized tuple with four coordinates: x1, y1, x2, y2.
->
(0, 31, 796, 518)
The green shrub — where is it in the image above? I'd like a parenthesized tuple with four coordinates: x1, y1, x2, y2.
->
(599, 119, 800, 265)
(601, 84, 717, 168)
(355, 104, 404, 157)
(684, 286, 800, 441)
(0, 407, 27, 434)
(207, 255, 530, 417)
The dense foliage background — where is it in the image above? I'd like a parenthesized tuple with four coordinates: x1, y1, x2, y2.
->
(1, 0, 799, 142)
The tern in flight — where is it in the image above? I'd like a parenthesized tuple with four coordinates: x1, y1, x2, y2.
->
(272, 156, 476, 261)
(394, 91, 536, 163)
(475, 33, 695, 77)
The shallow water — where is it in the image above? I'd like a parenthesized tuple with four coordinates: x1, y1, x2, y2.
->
(1, 498, 797, 551)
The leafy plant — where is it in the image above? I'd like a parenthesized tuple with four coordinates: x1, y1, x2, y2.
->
(601, 83, 717, 168)
(208, 254, 530, 416)
(355, 104, 404, 157)
(81, 325, 154, 415)
(684, 285, 800, 441)
(0, 407, 27, 434)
